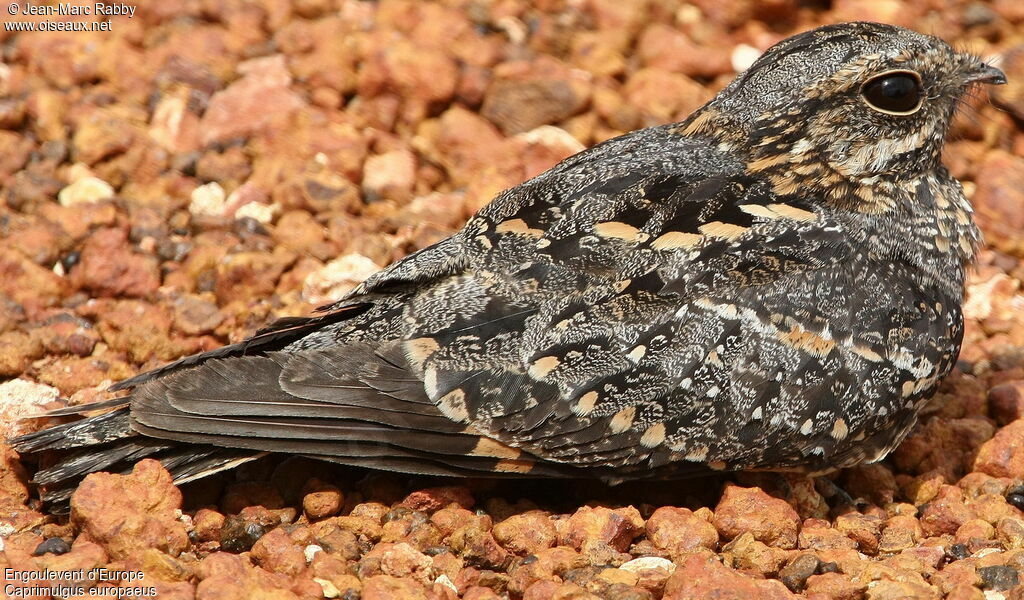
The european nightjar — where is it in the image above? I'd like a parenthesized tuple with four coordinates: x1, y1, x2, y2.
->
(13, 22, 1007, 506)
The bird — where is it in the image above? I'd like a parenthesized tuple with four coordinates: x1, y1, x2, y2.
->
(13, 22, 1006, 507)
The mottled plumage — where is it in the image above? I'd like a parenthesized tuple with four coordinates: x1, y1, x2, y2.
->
(13, 22, 1006, 505)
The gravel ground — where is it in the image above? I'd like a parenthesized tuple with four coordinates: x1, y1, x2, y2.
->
(2, 1, 1024, 599)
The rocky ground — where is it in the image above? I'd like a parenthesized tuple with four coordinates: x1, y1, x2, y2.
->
(2, 0, 1024, 598)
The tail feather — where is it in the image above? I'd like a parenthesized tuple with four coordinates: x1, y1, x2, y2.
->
(32, 438, 174, 485)
(12, 406, 265, 510)
(22, 397, 133, 418)
(11, 407, 132, 452)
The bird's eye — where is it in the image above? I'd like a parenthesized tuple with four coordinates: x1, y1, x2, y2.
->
(861, 71, 923, 115)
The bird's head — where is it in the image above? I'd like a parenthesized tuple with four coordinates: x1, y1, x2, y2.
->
(681, 22, 1005, 211)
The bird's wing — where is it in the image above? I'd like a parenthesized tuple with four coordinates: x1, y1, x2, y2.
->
(402, 128, 873, 474)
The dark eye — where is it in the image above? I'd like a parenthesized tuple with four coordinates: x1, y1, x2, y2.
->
(861, 71, 923, 115)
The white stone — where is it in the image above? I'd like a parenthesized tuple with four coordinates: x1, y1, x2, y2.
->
(303, 254, 382, 305)
(189, 182, 227, 217)
(0, 379, 60, 438)
(304, 544, 323, 563)
(518, 125, 586, 154)
(731, 44, 762, 72)
(313, 577, 340, 599)
(234, 200, 279, 224)
(619, 556, 677, 574)
(58, 176, 115, 206)
(434, 574, 458, 593)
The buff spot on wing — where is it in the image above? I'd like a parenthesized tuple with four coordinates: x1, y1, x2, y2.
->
(698, 221, 748, 240)
(405, 337, 439, 370)
(472, 437, 522, 459)
(768, 203, 816, 222)
(780, 324, 836, 358)
(609, 406, 636, 433)
(851, 345, 883, 362)
(684, 446, 709, 462)
(528, 356, 561, 379)
(738, 204, 779, 219)
(626, 345, 646, 362)
(496, 218, 544, 237)
(651, 231, 704, 250)
(800, 418, 814, 435)
(595, 221, 644, 242)
(573, 391, 599, 416)
(640, 422, 666, 448)
(494, 457, 535, 473)
(831, 418, 849, 440)
(438, 388, 469, 422)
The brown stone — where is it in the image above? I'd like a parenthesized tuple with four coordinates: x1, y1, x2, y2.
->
(449, 522, 511, 570)
(663, 554, 797, 600)
(195, 551, 306, 600)
(302, 480, 344, 520)
(975, 419, 1024, 479)
(250, 527, 307, 577)
(171, 293, 224, 336)
(636, 24, 732, 79)
(892, 416, 995, 481)
(990, 382, 1024, 426)
(507, 546, 588, 597)
(955, 518, 996, 553)
(363, 148, 418, 202)
(72, 107, 137, 165)
(919, 485, 977, 537)
(646, 506, 719, 558)
(803, 572, 867, 600)
(200, 55, 305, 146)
(722, 531, 790, 577)
(622, 68, 709, 125)
(0, 248, 67, 310)
(878, 514, 923, 553)
(70, 459, 189, 560)
(560, 505, 645, 554)
(971, 151, 1024, 257)
(493, 510, 558, 556)
(481, 57, 591, 135)
(359, 541, 432, 581)
(192, 508, 226, 543)
(361, 574, 430, 600)
(71, 227, 161, 298)
(864, 579, 940, 600)
(401, 486, 475, 512)
(714, 485, 800, 549)
(799, 518, 858, 551)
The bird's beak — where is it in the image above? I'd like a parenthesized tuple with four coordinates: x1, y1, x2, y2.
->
(964, 63, 1007, 85)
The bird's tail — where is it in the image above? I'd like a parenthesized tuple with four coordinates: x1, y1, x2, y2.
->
(10, 401, 262, 511)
